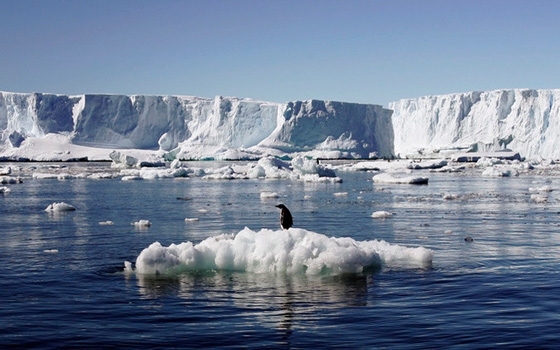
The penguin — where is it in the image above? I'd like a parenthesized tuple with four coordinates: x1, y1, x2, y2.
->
(275, 204, 293, 230)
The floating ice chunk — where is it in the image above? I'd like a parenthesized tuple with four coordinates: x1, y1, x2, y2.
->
(530, 194, 548, 203)
(260, 191, 280, 199)
(476, 157, 503, 167)
(99, 221, 114, 225)
(32, 173, 59, 179)
(371, 211, 394, 218)
(124, 261, 133, 273)
(130, 227, 433, 275)
(88, 172, 117, 179)
(481, 167, 517, 177)
(373, 172, 428, 185)
(0, 186, 10, 194)
(0, 166, 11, 175)
(334, 192, 348, 197)
(1, 176, 23, 184)
(43, 249, 59, 254)
(249, 157, 292, 179)
(184, 218, 200, 222)
(431, 165, 465, 173)
(132, 220, 151, 227)
(201, 165, 248, 180)
(45, 202, 76, 212)
(110, 150, 138, 168)
(121, 175, 143, 181)
(529, 185, 553, 192)
(443, 193, 459, 200)
(407, 159, 447, 170)
(291, 156, 337, 177)
(247, 164, 267, 178)
(299, 173, 342, 183)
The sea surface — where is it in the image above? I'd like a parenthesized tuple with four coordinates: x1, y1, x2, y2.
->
(2, 161, 560, 348)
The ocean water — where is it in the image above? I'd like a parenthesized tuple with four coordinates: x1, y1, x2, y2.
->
(2, 162, 560, 348)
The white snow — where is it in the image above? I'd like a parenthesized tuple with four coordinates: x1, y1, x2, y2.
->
(128, 227, 433, 276)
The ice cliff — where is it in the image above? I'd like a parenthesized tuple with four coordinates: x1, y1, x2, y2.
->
(390, 89, 560, 160)
(0, 92, 393, 161)
(3, 88, 560, 162)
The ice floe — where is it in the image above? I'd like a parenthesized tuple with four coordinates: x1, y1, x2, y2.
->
(126, 227, 434, 276)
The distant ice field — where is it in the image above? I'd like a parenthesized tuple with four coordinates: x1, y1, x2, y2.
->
(1, 161, 560, 348)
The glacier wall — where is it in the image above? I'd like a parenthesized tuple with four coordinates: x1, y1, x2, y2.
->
(389, 89, 560, 160)
(0, 91, 393, 160)
(258, 100, 394, 158)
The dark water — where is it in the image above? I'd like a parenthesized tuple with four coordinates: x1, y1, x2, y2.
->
(1, 163, 560, 348)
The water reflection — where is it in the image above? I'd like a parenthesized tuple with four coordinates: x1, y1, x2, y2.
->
(132, 271, 371, 341)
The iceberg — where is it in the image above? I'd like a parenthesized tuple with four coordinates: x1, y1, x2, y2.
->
(390, 89, 560, 160)
(4, 88, 560, 162)
(0, 92, 393, 161)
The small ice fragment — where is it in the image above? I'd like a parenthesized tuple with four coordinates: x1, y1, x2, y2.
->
(124, 261, 133, 273)
(121, 175, 143, 181)
(132, 220, 151, 227)
(45, 202, 76, 212)
(373, 172, 429, 185)
(99, 221, 114, 225)
(444, 230, 453, 234)
(371, 211, 394, 218)
(185, 218, 200, 222)
(0, 186, 10, 194)
(529, 186, 553, 193)
(43, 249, 59, 254)
(443, 193, 459, 200)
(530, 194, 548, 203)
(260, 191, 279, 199)
(334, 192, 348, 196)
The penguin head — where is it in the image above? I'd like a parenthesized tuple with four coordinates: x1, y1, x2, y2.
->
(275, 204, 286, 209)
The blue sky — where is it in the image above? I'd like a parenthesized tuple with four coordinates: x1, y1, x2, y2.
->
(1, 0, 559, 106)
